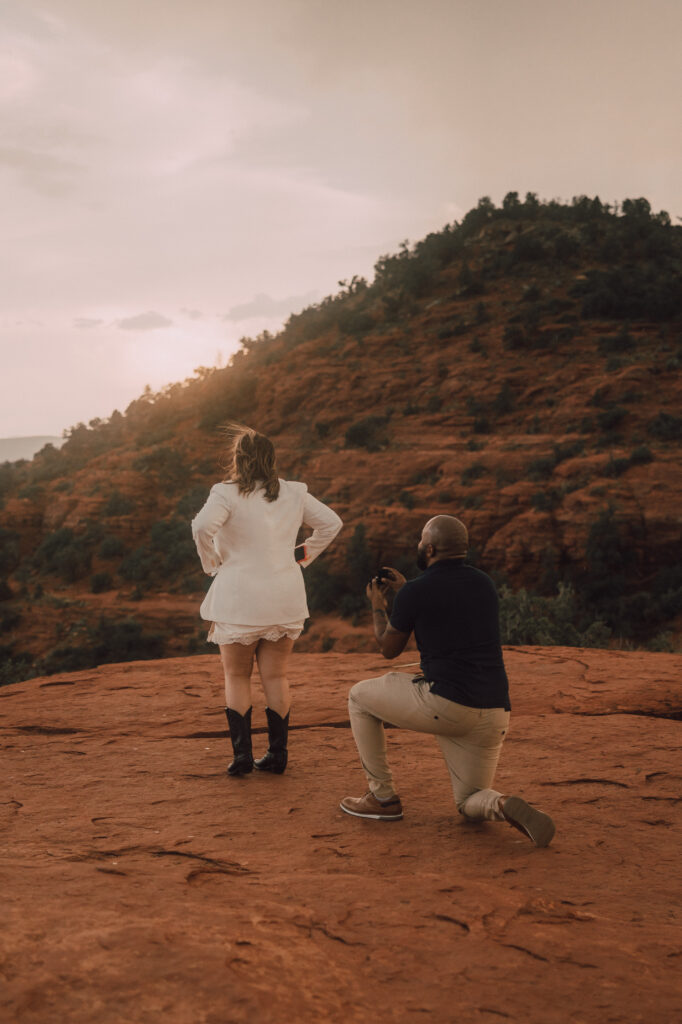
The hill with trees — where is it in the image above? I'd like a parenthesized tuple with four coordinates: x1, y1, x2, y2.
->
(1, 193, 681, 682)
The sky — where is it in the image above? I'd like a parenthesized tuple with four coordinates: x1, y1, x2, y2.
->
(1, 0, 680, 438)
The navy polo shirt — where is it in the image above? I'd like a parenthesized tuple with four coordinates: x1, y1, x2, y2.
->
(389, 560, 511, 711)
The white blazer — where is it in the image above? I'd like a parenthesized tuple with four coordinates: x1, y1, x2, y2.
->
(191, 479, 343, 625)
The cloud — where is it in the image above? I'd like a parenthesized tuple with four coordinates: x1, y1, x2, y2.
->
(116, 311, 173, 331)
(181, 308, 204, 320)
(0, 144, 81, 197)
(73, 317, 103, 329)
(224, 290, 320, 323)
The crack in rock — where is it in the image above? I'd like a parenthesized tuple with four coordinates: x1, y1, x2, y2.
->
(14, 725, 85, 735)
(499, 943, 549, 962)
(152, 849, 252, 874)
(567, 709, 682, 722)
(290, 919, 365, 947)
(62, 845, 252, 875)
(431, 914, 470, 933)
(540, 778, 630, 788)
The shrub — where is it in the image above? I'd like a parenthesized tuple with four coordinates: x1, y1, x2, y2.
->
(119, 517, 196, 585)
(598, 329, 636, 355)
(18, 484, 45, 502)
(304, 560, 347, 614)
(304, 525, 376, 619)
(0, 650, 34, 685)
(33, 527, 91, 582)
(409, 465, 440, 486)
(577, 506, 642, 620)
(461, 494, 483, 509)
(337, 307, 374, 336)
(531, 489, 560, 511)
(175, 486, 209, 519)
(511, 234, 547, 263)
(133, 447, 188, 487)
(527, 456, 556, 480)
(521, 284, 541, 302)
(492, 382, 515, 416)
(553, 232, 579, 260)
(93, 617, 165, 664)
(503, 323, 526, 350)
(629, 445, 653, 465)
(90, 572, 113, 593)
(646, 412, 682, 441)
(437, 318, 468, 339)
(646, 631, 674, 653)
(119, 546, 156, 584)
(498, 583, 610, 647)
(36, 617, 166, 675)
(575, 264, 682, 321)
(344, 415, 390, 452)
(398, 490, 415, 509)
(457, 263, 486, 296)
(602, 456, 631, 477)
(99, 535, 125, 559)
(0, 529, 20, 574)
(102, 491, 134, 516)
(597, 406, 627, 432)
(1, 608, 20, 631)
(150, 518, 193, 555)
(461, 463, 488, 485)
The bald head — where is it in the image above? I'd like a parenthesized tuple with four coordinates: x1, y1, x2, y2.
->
(421, 515, 468, 560)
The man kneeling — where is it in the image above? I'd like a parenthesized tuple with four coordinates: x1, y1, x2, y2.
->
(340, 515, 555, 848)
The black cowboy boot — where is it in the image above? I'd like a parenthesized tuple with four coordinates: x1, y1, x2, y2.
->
(225, 707, 254, 776)
(254, 707, 290, 774)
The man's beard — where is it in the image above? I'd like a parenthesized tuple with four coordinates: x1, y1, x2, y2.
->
(416, 545, 428, 571)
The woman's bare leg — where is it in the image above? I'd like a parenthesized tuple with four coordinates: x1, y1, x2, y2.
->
(220, 642, 258, 712)
(255, 637, 294, 716)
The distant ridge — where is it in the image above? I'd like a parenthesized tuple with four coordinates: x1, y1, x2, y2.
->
(0, 436, 64, 463)
(1, 194, 680, 683)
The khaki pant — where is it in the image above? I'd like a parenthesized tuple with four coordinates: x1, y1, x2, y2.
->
(348, 672, 510, 821)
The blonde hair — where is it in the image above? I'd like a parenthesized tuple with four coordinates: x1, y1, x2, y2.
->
(221, 424, 280, 502)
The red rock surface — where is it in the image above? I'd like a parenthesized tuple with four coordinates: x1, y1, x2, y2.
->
(2, 648, 681, 1023)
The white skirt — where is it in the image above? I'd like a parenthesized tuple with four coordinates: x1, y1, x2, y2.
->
(207, 620, 305, 646)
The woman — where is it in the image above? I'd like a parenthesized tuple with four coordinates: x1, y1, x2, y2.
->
(191, 426, 342, 777)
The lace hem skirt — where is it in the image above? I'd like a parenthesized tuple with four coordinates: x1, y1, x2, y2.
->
(207, 620, 305, 646)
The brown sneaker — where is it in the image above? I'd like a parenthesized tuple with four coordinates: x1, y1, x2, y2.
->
(340, 791, 403, 821)
(502, 796, 555, 848)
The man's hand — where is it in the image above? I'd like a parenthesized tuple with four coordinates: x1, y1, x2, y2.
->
(366, 577, 410, 659)
(379, 567, 406, 592)
(365, 579, 388, 609)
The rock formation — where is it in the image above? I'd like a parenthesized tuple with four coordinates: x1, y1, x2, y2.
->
(2, 647, 681, 1022)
